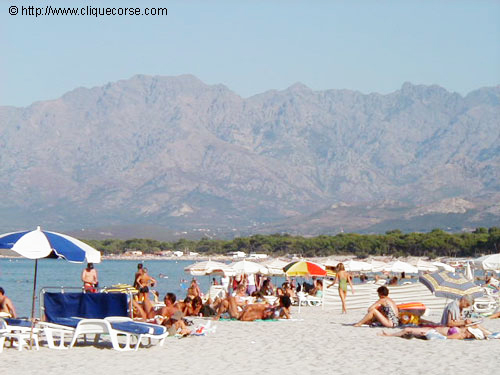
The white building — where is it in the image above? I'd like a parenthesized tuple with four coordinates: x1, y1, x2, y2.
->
(249, 253, 268, 259)
(228, 251, 246, 258)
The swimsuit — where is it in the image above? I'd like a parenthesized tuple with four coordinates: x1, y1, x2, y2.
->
(381, 304, 399, 326)
(339, 278, 348, 292)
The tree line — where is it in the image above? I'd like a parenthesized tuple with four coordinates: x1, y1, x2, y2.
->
(83, 227, 500, 259)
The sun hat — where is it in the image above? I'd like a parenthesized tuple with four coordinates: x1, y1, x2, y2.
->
(467, 327, 485, 340)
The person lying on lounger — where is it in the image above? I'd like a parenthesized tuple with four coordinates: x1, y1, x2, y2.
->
(354, 286, 399, 327)
(379, 324, 492, 340)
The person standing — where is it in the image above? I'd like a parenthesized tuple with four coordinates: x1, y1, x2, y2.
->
(133, 263, 144, 289)
(328, 263, 354, 314)
(136, 268, 157, 301)
(81, 263, 98, 293)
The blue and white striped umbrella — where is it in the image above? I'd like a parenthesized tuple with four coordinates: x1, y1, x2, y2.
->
(419, 271, 483, 300)
(0, 226, 100, 263)
(0, 226, 101, 327)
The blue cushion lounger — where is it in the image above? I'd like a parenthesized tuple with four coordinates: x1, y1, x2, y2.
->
(39, 292, 166, 350)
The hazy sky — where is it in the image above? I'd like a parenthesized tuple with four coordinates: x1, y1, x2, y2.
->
(1, 0, 499, 107)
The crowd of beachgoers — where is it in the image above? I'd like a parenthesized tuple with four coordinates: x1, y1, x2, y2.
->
(1, 260, 500, 348)
(78, 261, 500, 339)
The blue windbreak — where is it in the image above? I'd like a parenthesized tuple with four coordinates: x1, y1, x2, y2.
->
(43, 231, 86, 262)
(0, 231, 31, 249)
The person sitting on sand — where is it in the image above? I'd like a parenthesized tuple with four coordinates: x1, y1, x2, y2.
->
(441, 295, 474, 327)
(354, 286, 399, 327)
(380, 324, 492, 340)
(0, 287, 17, 318)
(214, 295, 289, 321)
(214, 284, 248, 319)
(258, 279, 274, 297)
(133, 292, 191, 335)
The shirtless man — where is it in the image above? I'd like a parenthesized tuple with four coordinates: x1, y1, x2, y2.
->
(133, 263, 144, 289)
(0, 287, 17, 318)
(81, 263, 98, 293)
(135, 268, 157, 301)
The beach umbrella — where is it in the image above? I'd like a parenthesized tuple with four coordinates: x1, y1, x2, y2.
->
(184, 260, 235, 276)
(342, 260, 372, 272)
(323, 258, 339, 268)
(369, 259, 387, 273)
(419, 271, 484, 300)
(383, 260, 418, 274)
(473, 253, 500, 271)
(432, 261, 455, 272)
(229, 259, 266, 275)
(260, 258, 288, 276)
(465, 262, 474, 281)
(0, 226, 101, 347)
(283, 260, 326, 277)
(416, 259, 439, 272)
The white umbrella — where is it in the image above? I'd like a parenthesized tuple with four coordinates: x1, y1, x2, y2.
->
(0, 226, 101, 348)
(324, 258, 339, 268)
(465, 262, 474, 281)
(370, 259, 387, 273)
(184, 260, 235, 276)
(229, 259, 267, 275)
(432, 261, 455, 272)
(342, 260, 372, 272)
(416, 259, 439, 272)
(260, 258, 288, 276)
(383, 260, 419, 274)
(473, 253, 500, 271)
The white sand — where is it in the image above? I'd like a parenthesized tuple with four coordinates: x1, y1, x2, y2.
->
(2, 307, 500, 374)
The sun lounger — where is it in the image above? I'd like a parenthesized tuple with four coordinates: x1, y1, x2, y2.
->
(39, 291, 166, 350)
(70, 319, 143, 351)
(104, 317, 168, 347)
(0, 318, 40, 351)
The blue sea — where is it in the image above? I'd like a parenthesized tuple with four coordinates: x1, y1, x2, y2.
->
(0, 258, 223, 318)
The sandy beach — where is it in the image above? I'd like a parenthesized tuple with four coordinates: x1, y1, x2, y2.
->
(2, 306, 500, 375)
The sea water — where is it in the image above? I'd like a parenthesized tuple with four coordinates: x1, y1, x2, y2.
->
(0, 258, 220, 317)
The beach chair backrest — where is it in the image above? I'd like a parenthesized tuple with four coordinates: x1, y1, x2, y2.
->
(43, 292, 129, 322)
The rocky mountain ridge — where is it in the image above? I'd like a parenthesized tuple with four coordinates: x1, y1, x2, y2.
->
(0, 75, 499, 238)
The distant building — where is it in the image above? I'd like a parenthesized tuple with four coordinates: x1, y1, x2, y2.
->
(125, 250, 143, 256)
(249, 253, 268, 259)
(189, 252, 199, 256)
(173, 251, 184, 257)
(228, 251, 246, 258)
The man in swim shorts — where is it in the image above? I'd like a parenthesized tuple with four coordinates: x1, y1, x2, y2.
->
(81, 263, 98, 293)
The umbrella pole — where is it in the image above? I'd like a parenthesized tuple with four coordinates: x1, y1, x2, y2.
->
(29, 259, 38, 350)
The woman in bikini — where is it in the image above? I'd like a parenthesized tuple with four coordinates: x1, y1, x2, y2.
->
(328, 263, 354, 314)
(380, 324, 492, 340)
(354, 286, 399, 327)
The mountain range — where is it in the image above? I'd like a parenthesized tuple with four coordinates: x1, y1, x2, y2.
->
(0, 75, 499, 240)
